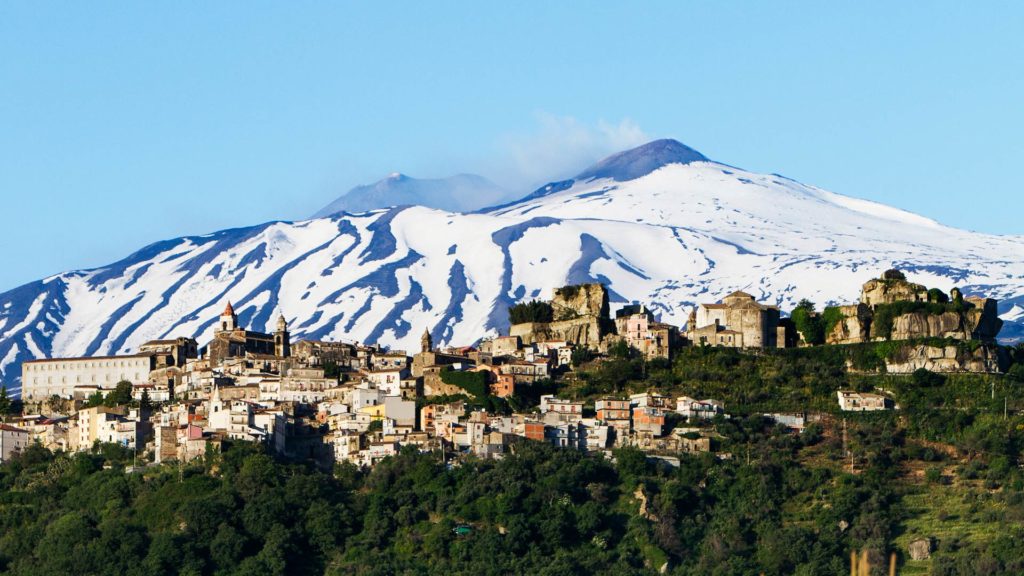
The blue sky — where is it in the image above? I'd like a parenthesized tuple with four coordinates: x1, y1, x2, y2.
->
(1, 2, 1022, 290)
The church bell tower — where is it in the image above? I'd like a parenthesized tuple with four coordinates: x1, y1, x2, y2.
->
(421, 328, 433, 353)
(219, 302, 238, 332)
(275, 313, 291, 358)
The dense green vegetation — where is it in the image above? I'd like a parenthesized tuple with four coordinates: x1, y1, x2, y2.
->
(790, 299, 843, 346)
(5, 408, 1024, 575)
(438, 367, 490, 398)
(508, 300, 554, 324)
(4, 342, 1023, 574)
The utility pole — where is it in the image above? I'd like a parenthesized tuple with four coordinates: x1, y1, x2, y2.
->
(841, 418, 848, 457)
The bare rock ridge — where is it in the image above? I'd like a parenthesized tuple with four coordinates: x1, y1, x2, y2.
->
(575, 138, 709, 182)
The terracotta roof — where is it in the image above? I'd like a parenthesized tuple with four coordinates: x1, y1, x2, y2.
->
(222, 301, 235, 316)
(0, 423, 29, 433)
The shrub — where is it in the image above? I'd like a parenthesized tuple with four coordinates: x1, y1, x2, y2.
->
(555, 285, 581, 300)
(912, 368, 946, 388)
(883, 269, 907, 281)
(571, 348, 594, 367)
(791, 299, 824, 345)
(816, 306, 846, 343)
(439, 368, 489, 398)
(508, 300, 553, 324)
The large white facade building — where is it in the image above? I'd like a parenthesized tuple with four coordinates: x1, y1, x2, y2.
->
(21, 354, 153, 402)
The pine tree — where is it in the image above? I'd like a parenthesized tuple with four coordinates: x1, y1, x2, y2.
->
(0, 386, 10, 419)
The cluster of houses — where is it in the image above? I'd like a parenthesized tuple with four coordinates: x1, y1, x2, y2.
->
(3, 300, 719, 466)
(0, 269, 998, 465)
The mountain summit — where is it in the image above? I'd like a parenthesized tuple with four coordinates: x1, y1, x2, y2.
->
(2, 138, 1022, 395)
(313, 173, 511, 217)
(575, 138, 709, 182)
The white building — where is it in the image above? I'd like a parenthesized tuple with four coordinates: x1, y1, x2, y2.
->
(676, 396, 724, 420)
(539, 395, 583, 416)
(351, 383, 385, 410)
(365, 368, 407, 397)
(22, 354, 154, 402)
(837, 391, 892, 411)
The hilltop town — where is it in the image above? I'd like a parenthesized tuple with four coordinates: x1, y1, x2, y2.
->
(0, 268, 1011, 470)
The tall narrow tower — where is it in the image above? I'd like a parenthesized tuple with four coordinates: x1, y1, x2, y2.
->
(421, 328, 433, 353)
(219, 302, 238, 332)
(275, 314, 291, 358)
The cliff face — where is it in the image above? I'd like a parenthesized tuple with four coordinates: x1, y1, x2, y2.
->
(886, 299, 1003, 342)
(882, 343, 1007, 374)
(826, 272, 1004, 351)
(890, 311, 971, 341)
(828, 304, 872, 345)
(510, 283, 613, 348)
(509, 318, 605, 347)
(552, 284, 609, 321)
(965, 298, 1003, 341)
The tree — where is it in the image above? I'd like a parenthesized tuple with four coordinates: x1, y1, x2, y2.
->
(139, 389, 152, 411)
(0, 386, 10, 419)
(882, 269, 906, 281)
(927, 288, 949, 304)
(791, 299, 824, 345)
(912, 368, 945, 388)
(508, 300, 554, 324)
(104, 380, 134, 407)
(84, 390, 105, 408)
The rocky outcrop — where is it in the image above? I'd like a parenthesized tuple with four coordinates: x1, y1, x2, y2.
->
(890, 311, 971, 341)
(826, 271, 1003, 346)
(908, 538, 933, 561)
(509, 283, 613, 349)
(886, 299, 1002, 342)
(827, 304, 872, 345)
(883, 343, 1007, 374)
(510, 317, 606, 347)
(551, 283, 609, 321)
(860, 276, 927, 307)
(964, 297, 1003, 341)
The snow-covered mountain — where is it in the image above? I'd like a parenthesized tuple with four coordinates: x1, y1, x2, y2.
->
(2, 139, 1023, 396)
(313, 172, 512, 217)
